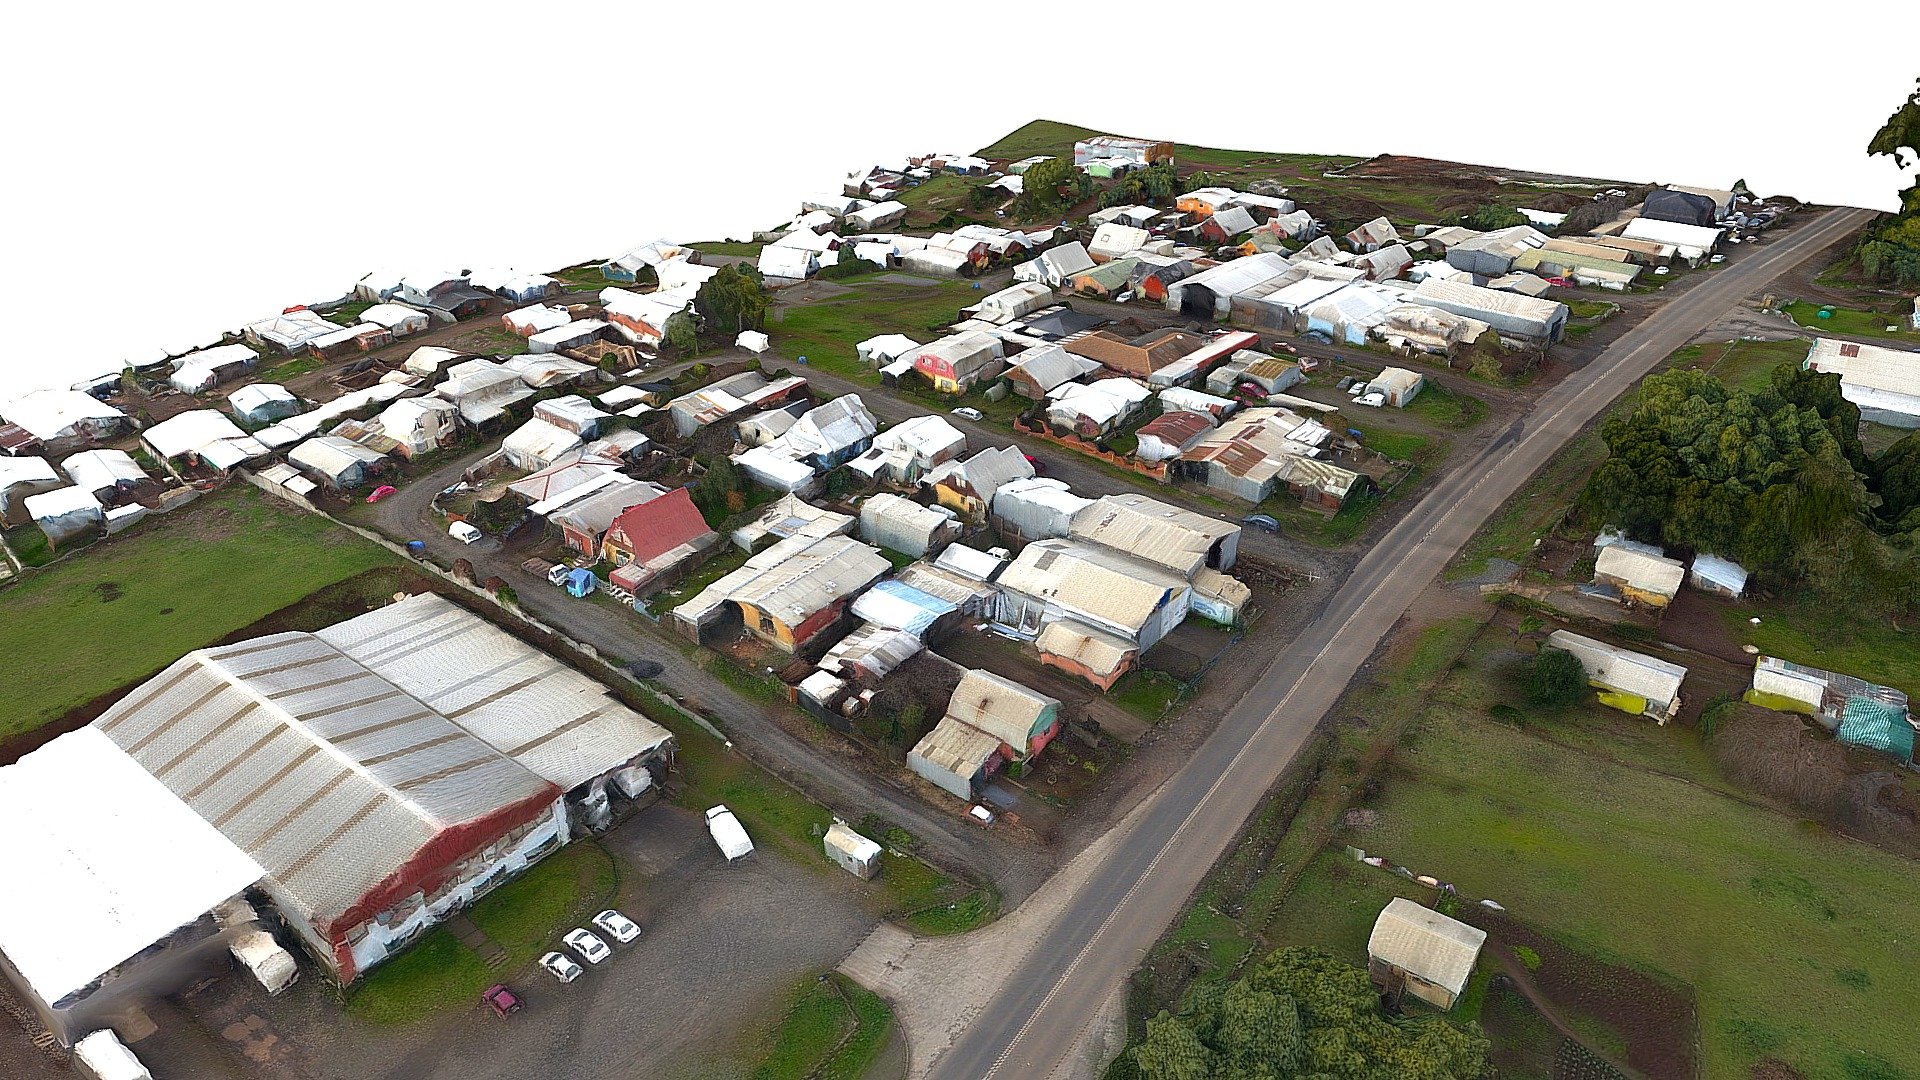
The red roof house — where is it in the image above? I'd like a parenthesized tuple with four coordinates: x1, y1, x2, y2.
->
(603, 487, 722, 595)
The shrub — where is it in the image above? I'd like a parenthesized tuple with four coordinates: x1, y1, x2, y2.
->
(1525, 647, 1588, 708)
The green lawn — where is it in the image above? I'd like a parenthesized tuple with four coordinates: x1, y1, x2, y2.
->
(1347, 424, 1434, 462)
(897, 174, 986, 216)
(645, 543, 751, 617)
(346, 843, 618, 1024)
(1720, 600, 1920, 699)
(1107, 668, 1184, 721)
(976, 119, 1107, 161)
(257, 354, 322, 381)
(3, 524, 54, 567)
(553, 263, 616, 291)
(1783, 301, 1918, 341)
(325, 299, 375, 326)
(1359, 661, 1920, 1080)
(1402, 381, 1488, 429)
(770, 279, 980, 381)
(0, 488, 397, 740)
(1680, 337, 1814, 394)
(748, 974, 894, 1080)
(690, 240, 766, 258)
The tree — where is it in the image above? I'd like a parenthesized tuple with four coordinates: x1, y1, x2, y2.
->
(1016, 156, 1087, 219)
(1462, 204, 1528, 231)
(694, 265, 770, 334)
(1131, 948, 1490, 1080)
(691, 455, 743, 523)
(1856, 79, 1920, 285)
(1771, 362, 1864, 470)
(1526, 647, 1589, 708)
(1872, 431, 1920, 529)
(665, 310, 698, 356)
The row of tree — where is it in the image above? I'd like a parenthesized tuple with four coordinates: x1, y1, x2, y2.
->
(1579, 363, 1920, 614)
(1129, 948, 1491, 1080)
(1855, 79, 1920, 285)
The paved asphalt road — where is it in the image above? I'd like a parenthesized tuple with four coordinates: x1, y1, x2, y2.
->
(924, 207, 1875, 1080)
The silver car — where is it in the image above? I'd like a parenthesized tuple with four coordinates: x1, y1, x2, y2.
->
(540, 951, 583, 983)
(564, 928, 610, 965)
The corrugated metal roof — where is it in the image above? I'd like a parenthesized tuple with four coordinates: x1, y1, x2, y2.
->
(1547, 630, 1687, 707)
(1594, 544, 1684, 598)
(998, 539, 1187, 633)
(1033, 619, 1135, 678)
(1368, 898, 1485, 997)
(317, 594, 673, 791)
(1068, 493, 1236, 578)
(819, 624, 922, 680)
(909, 716, 1001, 777)
(944, 669, 1057, 752)
(94, 632, 560, 929)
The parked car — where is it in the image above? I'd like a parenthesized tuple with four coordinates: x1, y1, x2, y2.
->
(950, 407, 984, 422)
(546, 564, 570, 586)
(539, 951, 583, 983)
(967, 804, 996, 825)
(449, 520, 483, 544)
(1241, 514, 1280, 533)
(563, 929, 610, 965)
(706, 805, 754, 861)
(365, 485, 397, 504)
(482, 984, 522, 1017)
(592, 910, 642, 945)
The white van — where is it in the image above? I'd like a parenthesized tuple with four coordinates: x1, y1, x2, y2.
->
(705, 805, 754, 861)
(448, 520, 483, 545)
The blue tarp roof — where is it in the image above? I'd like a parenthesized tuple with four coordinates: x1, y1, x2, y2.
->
(849, 580, 957, 639)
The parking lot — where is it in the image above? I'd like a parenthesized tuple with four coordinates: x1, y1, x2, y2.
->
(72, 803, 883, 1080)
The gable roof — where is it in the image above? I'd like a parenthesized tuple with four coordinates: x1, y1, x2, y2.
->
(605, 486, 714, 565)
(943, 669, 1059, 750)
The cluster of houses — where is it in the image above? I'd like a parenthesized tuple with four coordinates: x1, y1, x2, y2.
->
(646, 371, 1259, 800)
(1526, 531, 1918, 763)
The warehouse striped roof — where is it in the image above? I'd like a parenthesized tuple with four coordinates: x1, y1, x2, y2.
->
(93, 632, 559, 929)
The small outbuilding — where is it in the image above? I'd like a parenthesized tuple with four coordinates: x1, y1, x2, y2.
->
(287, 436, 388, 490)
(1546, 630, 1687, 723)
(1593, 538, 1685, 608)
(1367, 898, 1486, 1011)
(823, 822, 882, 880)
(1688, 553, 1748, 598)
(228, 383, 301, 426)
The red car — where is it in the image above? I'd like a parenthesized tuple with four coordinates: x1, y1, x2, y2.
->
(483, 984, 522, 1017)
(366, 485, 398, 504)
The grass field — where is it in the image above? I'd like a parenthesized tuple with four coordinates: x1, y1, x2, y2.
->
(747, 973, 894, 1080)
(1676, 337, 1812, 394)
(346, 843, 618, 1024)
(975, 119, 1107, 162)
(1720, 599, 1920, 699)
(1402, 381, 1489, 430)
(689, 240, 766, 258)
(1783, 301, 1917, 341)
(1361, 667, 1920, 1080)
(896, 174, 985, 216)
(770, 279, 980, 380)
(0, 488, 397, 740)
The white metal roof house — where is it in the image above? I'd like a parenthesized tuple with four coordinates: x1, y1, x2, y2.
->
(1088, 223, 1151, 264)
(528, 318, 609, 355)
(501, 417, 584, 471)
(228, 382, 301, 426)
(1367, 898, 1486, 1011)
(142, 410, 267, 468)
(672, 532, 891, 651)
(243, 309, 337, 354)
(169, 343, 260, 394)
(1546, 630, 1688, 722)
(929, 446, 1035, 522)
(25, 485, 103, 546)
(59, 449, 147, 501)
(1013, 241, 1096, 287)
(1069, 492, 1240, 575)
(433, 360, 536, 426)
(1411, 278, 1569, 344)
(908, 669, 1062, 801)
(758, 245, 821, 280)
(0, 456, 62, 526)
(1620, 216, 1722, 264)
(287, 435, 387, 490)
(990, 476, 1093, 545)
(994, 538, 1192, 655)
(1365, 367, 1425, 407)
(1803, 338, 1920, 428)
(1688, 553, 1748, 598)
(1593, 541, 1685, 607)
(534, 395, 612, 438)
(503, 304, 572, 337)
(356, 395, 461, 459)
(1, 389, 130, 444)
(972, 282, 1055, 326)
(859, 493, 960, 558)
(359, 302, 432, 337)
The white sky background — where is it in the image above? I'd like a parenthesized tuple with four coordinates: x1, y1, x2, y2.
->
(0, 1, 1913, 397)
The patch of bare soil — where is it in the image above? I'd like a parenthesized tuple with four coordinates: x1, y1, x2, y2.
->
(1468, 909, 1698, 1080)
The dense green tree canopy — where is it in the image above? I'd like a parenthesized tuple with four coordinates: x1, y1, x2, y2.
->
(1580, 366, 1919, 613)
(1132, 948, 1490, 1080)
(1526, 647, 1589, 708)
(694, 265, 770, 334)
(1856, 79, 1920, 284)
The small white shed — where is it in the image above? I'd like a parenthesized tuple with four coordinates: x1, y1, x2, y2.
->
(823, 821, 882, 880)
(1367, 897, 1486, 1011)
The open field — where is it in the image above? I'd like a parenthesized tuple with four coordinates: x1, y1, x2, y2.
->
(770, 278, 979, 379)
(1721, 599, 1920, 699)
(0, 488, 397, 741)
(1359, 645, 1920, 1080)
(1783, 300, 1918, 341)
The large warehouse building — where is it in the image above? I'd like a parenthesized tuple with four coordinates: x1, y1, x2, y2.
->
(0, 593, 675, 1045)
